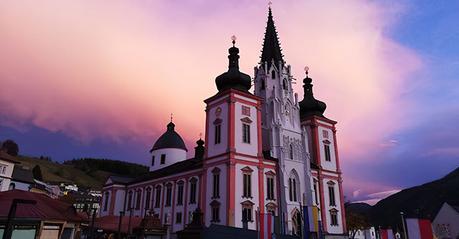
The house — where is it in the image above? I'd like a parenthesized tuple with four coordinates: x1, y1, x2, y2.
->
(0, 152, 18, 192)
(0, 189, 87, 239)
(432, 202, 459, 239)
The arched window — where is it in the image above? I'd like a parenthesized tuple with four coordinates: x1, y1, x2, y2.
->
(135, 189, 142, 210)
(261, 79, 265, 90)
(289, 144, 294, 160)
(177, 181, 184, 205)
(154, 186, 161, 208)
(145, 187, 152, 210)
(288, 170, 299, 202)
(189, 178, 197, 204)
(271, 70, 276, 79)
(103, 191, 110, 211)
(283, 78, 287, 90)
(127, 190, 133, 210)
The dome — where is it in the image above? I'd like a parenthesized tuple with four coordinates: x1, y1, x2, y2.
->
(150, 122, 188, 152)
(299, 76, 327, 118)
(215, 41, 252, 92)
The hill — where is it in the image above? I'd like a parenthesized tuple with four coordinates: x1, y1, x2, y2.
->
(346, 167, 459, 229)
(13, 156, 149, 189)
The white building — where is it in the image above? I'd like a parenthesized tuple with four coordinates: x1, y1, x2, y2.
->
(0, 152, 18, 192)
(101, 6, 347, 238)
(432, 202, 459, 239)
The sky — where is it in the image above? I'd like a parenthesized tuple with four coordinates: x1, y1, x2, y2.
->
(0, 0, 458, 204)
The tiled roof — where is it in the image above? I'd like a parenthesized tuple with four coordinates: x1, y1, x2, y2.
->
(12, 167, 34, 184)
(0, 190, 86, 222)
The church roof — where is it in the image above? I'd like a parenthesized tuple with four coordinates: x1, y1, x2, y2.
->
(131, 157, 203, 184)
(260, 6, 284, 68)
(215, 37, 252, 93)
(151, 122, 187, 152)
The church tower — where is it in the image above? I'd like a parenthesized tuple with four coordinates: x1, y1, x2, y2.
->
(202, 37, 277, 235)
(299, 71, 347, 235)
(254, 7, 314, 235)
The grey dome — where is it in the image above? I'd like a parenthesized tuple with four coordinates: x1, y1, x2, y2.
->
(150, 122, 188, 152)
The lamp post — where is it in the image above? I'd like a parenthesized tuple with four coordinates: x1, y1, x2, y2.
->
(117, 211, 125, 239)
(3, 199, 37, 239)
(89, 207, 97, 239)
(400, 212, 408, 239)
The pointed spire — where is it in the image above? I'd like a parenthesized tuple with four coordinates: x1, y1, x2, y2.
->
(260, 3, 284, 68)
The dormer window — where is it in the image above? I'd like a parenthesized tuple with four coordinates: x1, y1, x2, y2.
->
(151, 156, 155, 166)
(161, 154, 166, 164)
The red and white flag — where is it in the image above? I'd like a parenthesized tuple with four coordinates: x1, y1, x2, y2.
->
(380, 229, 394, 239)
(406, 218, 434, 239)
(258, 212, 274, 239)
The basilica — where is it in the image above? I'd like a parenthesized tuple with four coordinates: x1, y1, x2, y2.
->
(100, 6, 346, 238)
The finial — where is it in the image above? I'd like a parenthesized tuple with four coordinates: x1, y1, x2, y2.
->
(170, 113, 173, 122)
(268, 1, 272, 8)
(304, 66, 309, 77)
(231, 35, 237, 47)
(199, 132, 202, 139)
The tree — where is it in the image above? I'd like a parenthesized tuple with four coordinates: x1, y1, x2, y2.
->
(1, 139, 19, 156)
(347, 211, 371, 239)
(32, 165, 44, 181)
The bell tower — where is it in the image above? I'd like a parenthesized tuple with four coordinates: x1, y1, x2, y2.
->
(254, 6, 314, 235)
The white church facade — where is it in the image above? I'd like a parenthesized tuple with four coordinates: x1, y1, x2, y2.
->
(100, 7, 346, 238)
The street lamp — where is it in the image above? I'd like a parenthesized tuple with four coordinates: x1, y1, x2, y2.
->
(400, 212, 408, 239)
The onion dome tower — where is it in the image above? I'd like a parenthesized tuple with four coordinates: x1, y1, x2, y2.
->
(299, 68, 327, 118)
(215, 36, 252, 92)
(149, 120, 188, 171)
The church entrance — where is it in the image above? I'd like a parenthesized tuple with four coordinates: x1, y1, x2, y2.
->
(292, 209, 302, 236)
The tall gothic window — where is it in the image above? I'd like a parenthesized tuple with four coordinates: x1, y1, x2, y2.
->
(324, 144, 331, 162)
(289, 144, 294, 159)
(289, 176, 298, 202)
(212, 168, 220, 199)
(165, 183, 172, 207)
(242, 124, 251, 144)
(145, 187, 152, 210)
(242, 167, 253, 198)
(271, 70, 276, 79)
(154, 186, 161, 208)
(283, 78, 287, 90)
(189, 178, 197, 204)
(135, 189, 142, 210)
(103, 192, 109, 211)
(127, 191, 133, 210)
(214, 124, 221, 144)
(177, 181, 184, 205)
(328, 181, 336, 206)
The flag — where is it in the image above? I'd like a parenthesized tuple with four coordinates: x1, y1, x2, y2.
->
(380, 229, 394, 239)
(258, 212, 274, 239)
(302, 205, 320, 239)
(406, 218, 434, 239)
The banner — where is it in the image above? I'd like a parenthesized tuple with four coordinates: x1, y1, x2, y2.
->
(258, 212, 274, 239)
(406, 218, 434, 239)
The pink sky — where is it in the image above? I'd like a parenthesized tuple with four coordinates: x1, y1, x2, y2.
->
(0, 0, 423, 202)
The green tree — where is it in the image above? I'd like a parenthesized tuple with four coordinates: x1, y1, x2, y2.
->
(2, 139, 19, 156)
(32, 165, 44, 181)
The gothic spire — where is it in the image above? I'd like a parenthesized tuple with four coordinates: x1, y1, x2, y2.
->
(260, 5, 284, 68)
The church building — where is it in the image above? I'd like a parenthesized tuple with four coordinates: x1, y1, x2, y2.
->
(100, 6, 346, 238)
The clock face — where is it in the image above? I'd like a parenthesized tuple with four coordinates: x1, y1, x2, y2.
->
(215, 107, 222, 116)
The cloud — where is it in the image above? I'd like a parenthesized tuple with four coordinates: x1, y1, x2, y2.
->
(0, 1, 424, 196)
